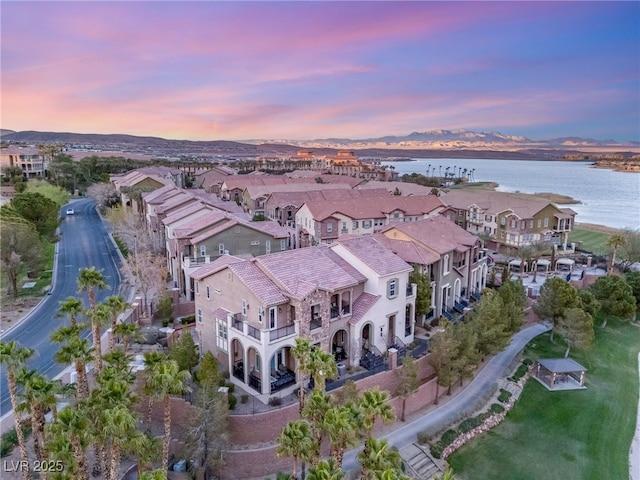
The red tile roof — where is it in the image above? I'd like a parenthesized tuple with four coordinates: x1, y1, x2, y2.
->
(333, 236, 412, 276)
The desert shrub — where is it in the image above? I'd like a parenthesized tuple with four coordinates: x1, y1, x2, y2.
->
(268, 397, 283, 407)
(241, 394, 249, 404)
(417, 431, 431, 444)
(490, 403, 505, 414)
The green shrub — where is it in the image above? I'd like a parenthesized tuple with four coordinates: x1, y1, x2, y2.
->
(490, 403, 506, 414)
(523, 358, 533, 366)
(459, 417, 482, 433)
(498, 389, 513, 403)
(511, 364, 529, 382)
(1, 426, 31, 458)
(241, 394, 249, 404)
(268, 397, 283, 407)
(441, 429, 458, 445)
(417, 431, 431, 444)
(228, 394, 237, 411)
(181, 315, 196, 325)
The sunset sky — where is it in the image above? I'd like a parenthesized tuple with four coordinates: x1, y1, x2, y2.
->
(2, 1, 638, 142)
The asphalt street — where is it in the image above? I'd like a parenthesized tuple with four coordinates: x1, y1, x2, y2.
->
(0, 198, 123, 417)
(342, 322, 551, 472)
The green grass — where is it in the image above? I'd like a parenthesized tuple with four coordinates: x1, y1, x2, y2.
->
(568, 228, 610, 256)
(448, 320, 640, 480)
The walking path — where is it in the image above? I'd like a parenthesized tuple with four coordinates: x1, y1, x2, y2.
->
(342, 322, 551, 473)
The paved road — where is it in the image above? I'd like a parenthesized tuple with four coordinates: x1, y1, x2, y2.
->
(0, 199, 122, 416)
(342, 322, 551, 472)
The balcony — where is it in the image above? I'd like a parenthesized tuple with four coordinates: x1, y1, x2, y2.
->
(310, 314, 322, 331)
(330, 306, 339, 319)
(231, 314, 244, 333)
(247, 325, 261, 341)
(269, 324, 296, 342)
(183, 256, 212, 269)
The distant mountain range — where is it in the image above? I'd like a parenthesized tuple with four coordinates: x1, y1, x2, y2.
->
(1, 129, 638, 159)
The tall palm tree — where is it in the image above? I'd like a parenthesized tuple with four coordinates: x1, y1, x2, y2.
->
(306, 458, 345, 480)
(47, 405, 90, 480)
(86, 303, 111, 376)
(142, 350, 166, 433)
(58, 296, 84, 326)
(357, 388, 395, 469)
(529, 240, 550, 284)
(17, 369, 58, 462)
(358, 388, 395, 438)
(323, 405, 359, 467)
(516, 245, 534, 278)
(146, 359, 191, 473)
(309, 348, 338, 392)
(302, 390, 332, 449)
(606, 233, 626, 274)
(276, 420, 317, 480)
(102, 404, 137, 480)
(100, 350, 136, 386)
(104, 295, 131, 351)
(0, 341, 34, 480)
(77, 266, 108, 311)
(54, 336, 94, 399)
(291, 338, 313, 414)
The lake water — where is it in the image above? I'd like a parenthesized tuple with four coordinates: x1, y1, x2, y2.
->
(381, 158, 640, 230)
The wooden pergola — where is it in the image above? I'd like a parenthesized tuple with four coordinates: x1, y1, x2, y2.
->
(533, 358, 587, 391)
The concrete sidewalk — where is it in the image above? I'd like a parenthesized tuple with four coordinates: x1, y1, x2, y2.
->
(342, 322, 551, 472)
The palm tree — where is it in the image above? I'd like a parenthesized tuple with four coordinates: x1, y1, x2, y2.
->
(358, 388, 395, 438)
(102, 404, 137, 480)
(104, 295, 131, 351)
(0, 341, 34, 480)
(17, 369, 59, 462)
(529, 240, 550, 284)
(100, 350, 135, 386)
(54, 336, 94, 399)
(47, 405, 90, 480)
(77, 266, 108, 311)
(323, 405, 359, 467)
(58, 296, 84, 326)
(113, 321, 141, 351)
(276, 420, 317, 480)
(606, 233, 626, 274)
(142, 350, 166, 433)
(302, 390, 332, 449)
(357, 437, 407, 480)
(146, 359, 192, 473)
(357, 388, 395, 469)
(434, 468, 457, 480)
(309, 347, 338, 392)
(291, 338, 313, 414)
(86, 302, 111, 376)
(306, 458, 345, 480)
(516, 245, 534, 278)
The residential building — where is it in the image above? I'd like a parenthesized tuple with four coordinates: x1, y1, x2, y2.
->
(440, 190, 577, 252)
(379, 214, 488, 323)
(295, 195, 446, 246)
(192, 236, 415, 403)
(0, 146, 48, 178)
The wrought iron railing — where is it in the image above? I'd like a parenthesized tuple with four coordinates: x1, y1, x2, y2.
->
(269, 324, 295, 342)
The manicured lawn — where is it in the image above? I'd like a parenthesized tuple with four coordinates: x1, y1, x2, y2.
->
(568, 228, 610, 256)
(448, 320, 640, 480)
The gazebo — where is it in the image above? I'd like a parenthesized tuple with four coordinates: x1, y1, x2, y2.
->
(509, 259, 527, 273)
(534, 258, 551, 274)
(555, 258, 575, 272)
(533, 358, 587, 391)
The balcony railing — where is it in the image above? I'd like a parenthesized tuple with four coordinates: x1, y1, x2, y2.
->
(310, 315, 322, 331)
(269, 324, 296, 342)
(231, 315, 244, 333)
(330, 306, 339, 319)
(247, 325, 261, 341)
